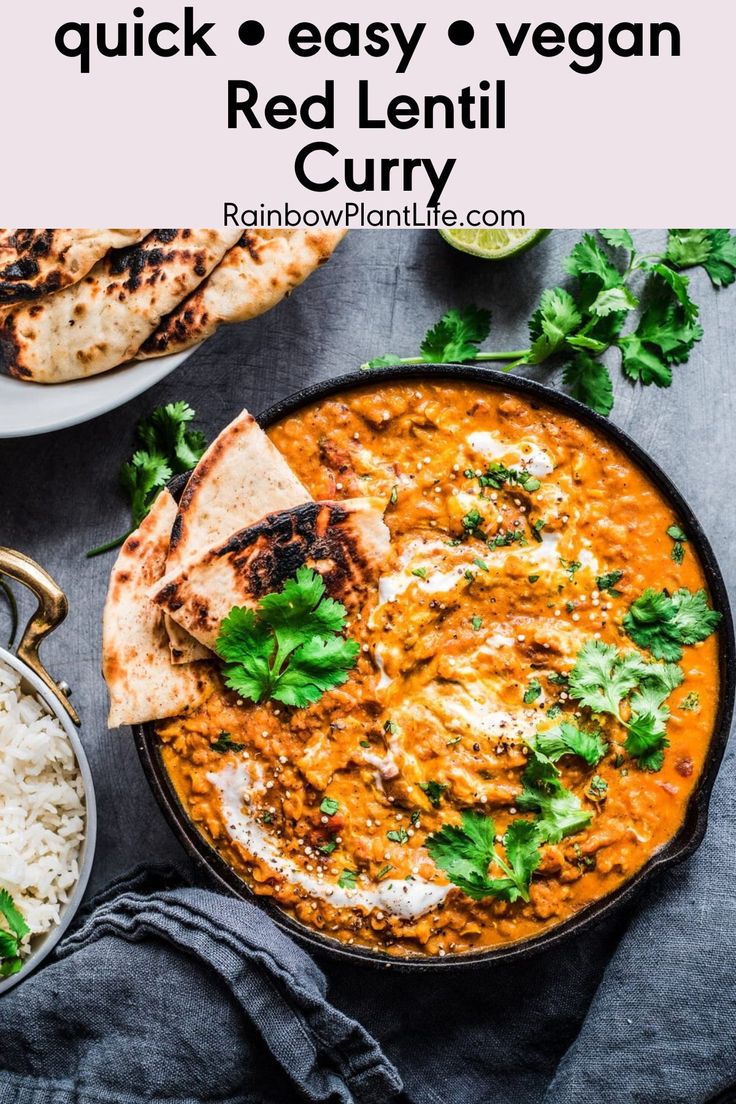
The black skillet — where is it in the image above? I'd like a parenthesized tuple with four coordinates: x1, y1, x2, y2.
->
(133, 365, 735, 970)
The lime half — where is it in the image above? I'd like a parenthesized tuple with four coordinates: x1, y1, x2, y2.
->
(439, 227, 550, 260)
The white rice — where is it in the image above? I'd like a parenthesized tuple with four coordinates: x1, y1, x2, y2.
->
(0, 660, 86, 954)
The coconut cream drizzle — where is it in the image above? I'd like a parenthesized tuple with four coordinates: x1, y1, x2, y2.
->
(211, 763, 449, 920)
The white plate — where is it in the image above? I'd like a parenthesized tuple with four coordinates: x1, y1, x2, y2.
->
(0, 347, 197, 438)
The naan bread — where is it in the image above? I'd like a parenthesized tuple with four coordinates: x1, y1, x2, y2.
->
(0, 228, 149, 304)
(0, 228, 241, 382)
(102, 489, 211, 727)
(136, 228, 346, 359)
(151, 499, 390, 653)
(164, 408, 311, 663)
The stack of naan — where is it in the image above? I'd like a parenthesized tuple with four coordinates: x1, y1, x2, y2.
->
(102, 409, 389, 728)
(0, 228, 345, 383)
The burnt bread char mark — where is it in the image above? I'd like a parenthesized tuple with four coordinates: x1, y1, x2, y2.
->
(0, 227, 62, 301)
(0, 319, 28, 378)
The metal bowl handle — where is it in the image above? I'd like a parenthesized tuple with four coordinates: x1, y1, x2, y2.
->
(0, 548, 80, 726)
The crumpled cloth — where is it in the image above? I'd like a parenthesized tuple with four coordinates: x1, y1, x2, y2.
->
(1, 744, 734, 1104)
(0, 866, 403, 1104)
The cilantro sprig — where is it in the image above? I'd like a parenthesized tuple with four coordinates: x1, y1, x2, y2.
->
(87, 401, 208, 557)
(362, 230, 736, 416)
(0, 890, 30, 978)
(623, 587, 721, 662)
(215, 566, 359, 708)
(426, 812, 541, 903)
(568, 640, 685, 772)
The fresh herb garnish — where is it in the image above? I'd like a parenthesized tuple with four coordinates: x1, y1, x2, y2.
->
(320, 797, 339, 816)
(680, 691, 701, 713)
(531, 518, 546, 542)
(338, 869, 358, 890)
(471, 615, 483, 632)
(666, 524, 688, 565)
(387, 828, 409, 845)
(523, 679, 542, 705)
(547, 703, 563, 719)
(426, 812, 541, 903)
(376, 864, 394, 881)
(596, 569, 624, 596)
(319, 838, 338, 854)
(623, 587, 721, 662)
(528, 574, 540, 584)
(411, 567, 428, 579)
(666, 229, 736, 287)
(560, 557, 582, 580)
(587, 775, 608, 800)
(419, 780, 448, 808)
(568, 640, 684, 771)
(0, 890, 30, 978)
(363, 231, 736, 416)
(531, 722, 607, 767)
(517, 747, 592, 843)
(462, 508, 484, 535)
(215, 566, 359, 708)
(470, 462, 541, 494)
(211, 732, 245, 754)
(87, 401, 207, 557)
(472, 557, 489, 572)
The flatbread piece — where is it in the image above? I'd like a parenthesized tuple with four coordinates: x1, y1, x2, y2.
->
(136, 228, 346, 359)
(151, 499, 390, 653)
(164, 408, 311, 663)
(0, 228, 149, 304)
(0, 227, 241, 382)
(102, 488, 211, 727)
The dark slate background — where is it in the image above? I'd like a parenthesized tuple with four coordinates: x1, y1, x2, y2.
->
(1, 229, 734, 1104)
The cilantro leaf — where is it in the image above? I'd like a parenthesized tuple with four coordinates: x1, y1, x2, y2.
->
(211, 732, 246, 754)
(568, 641, 648, 717)
(565, 234, 624, 292)
(562, 354, 614, 416)
(425, 811, 541, 902)
(589, 285, 638, 318)
(623, 587, 722, 662)
(216, 567, 359, 708)
(619, 281, 703, 389)
(517, 750, 591, 843)
(138, 401, 208, 473)
(667, 229, 736, 288)
(0, 890, 29, 975)
(527, 288, 582, 364)
(0, 890, 29, 942)
(420, 306, 492, 363)
(87, 401, 207, 557)
(599, 229, 635, 251)
(338, 869, 358, 889)
(118, 450, 172, 529)
(596, 569, 624, 596)
(533, 722, 607, 767)
(419, 780, 448, 808)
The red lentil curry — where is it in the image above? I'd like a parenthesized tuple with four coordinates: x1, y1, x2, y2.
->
(158, 381, 720, 958)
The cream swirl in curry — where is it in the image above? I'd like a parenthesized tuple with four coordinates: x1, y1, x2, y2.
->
(158, 381, 720, 957)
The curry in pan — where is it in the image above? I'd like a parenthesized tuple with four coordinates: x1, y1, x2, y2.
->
(105, 379, 722, 958)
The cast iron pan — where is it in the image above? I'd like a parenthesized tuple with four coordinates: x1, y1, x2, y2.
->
(134, 365, 735, 969)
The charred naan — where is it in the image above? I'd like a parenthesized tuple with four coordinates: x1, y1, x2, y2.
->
(102, 488, 211, 727)
(151, 499, 390, 652)
(164, 408, 311, 663)
(0, 228, 241, 382)
(0, 228, 149, 304)
(137, 229, 346, 359)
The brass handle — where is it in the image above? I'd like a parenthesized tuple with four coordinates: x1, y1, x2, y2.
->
(0, 548, 80, 726)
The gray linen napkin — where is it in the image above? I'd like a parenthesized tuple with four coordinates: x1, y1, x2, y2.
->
(0, 867, 402, 1104)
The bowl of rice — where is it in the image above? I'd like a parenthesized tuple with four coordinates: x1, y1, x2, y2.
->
(0, 552, 96, 995)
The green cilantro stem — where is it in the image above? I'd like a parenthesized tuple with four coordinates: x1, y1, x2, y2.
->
(363, 230, 736, 416)
(85, 530, 134, 559)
